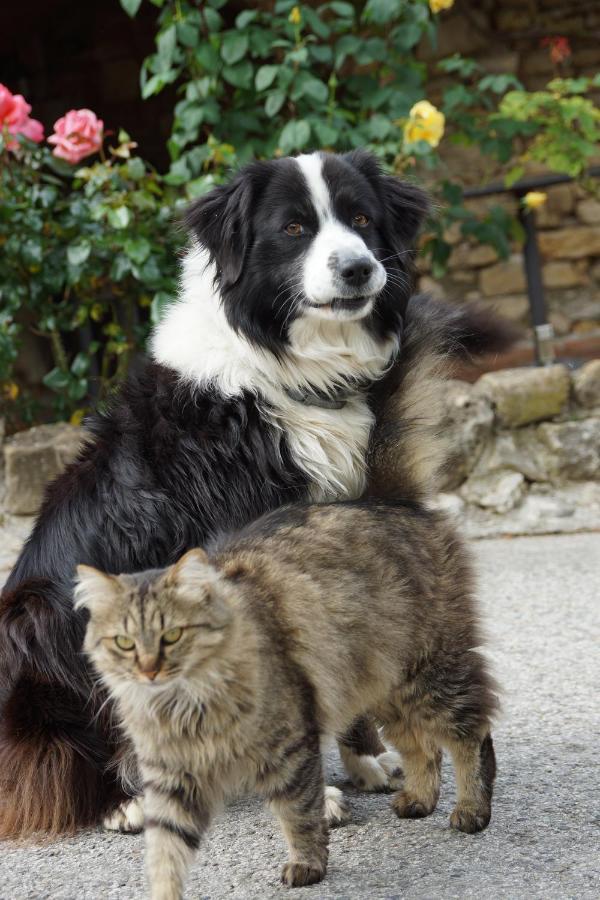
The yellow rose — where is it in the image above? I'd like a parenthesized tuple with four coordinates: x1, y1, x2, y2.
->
(4, 382, 19, 401)
(523, 191, 547, 210)
(289, 6, 302, 25)
(70, 408, 85, 426)
(429, 0, 454, 12)
(404, 100, 445, 148)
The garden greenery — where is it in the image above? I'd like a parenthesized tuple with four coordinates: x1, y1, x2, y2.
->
(1, 0, 599, 425)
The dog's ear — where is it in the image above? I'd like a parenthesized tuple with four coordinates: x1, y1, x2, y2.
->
(344, 149, 430, 250)
(381, 177, 430, 250)
(184, 163, 268, 286)
(184, 177, 252, 286)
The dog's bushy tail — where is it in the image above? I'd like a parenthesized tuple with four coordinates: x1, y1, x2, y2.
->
(0, 578, 119, 840)
(367, 295, 519, 501)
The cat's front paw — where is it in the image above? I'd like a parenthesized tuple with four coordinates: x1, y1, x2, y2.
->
(343, 750, 403, 793)
(323, 785, 351, 826)
(281, 861, 326, 888)
(102, 796, 145, 834)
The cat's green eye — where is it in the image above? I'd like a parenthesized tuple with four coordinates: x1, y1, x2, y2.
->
(162, 627, 183, 645)
(115, 635, 135, 651)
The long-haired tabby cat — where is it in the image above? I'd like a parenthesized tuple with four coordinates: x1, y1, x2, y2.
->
(77, 501, 498, 898)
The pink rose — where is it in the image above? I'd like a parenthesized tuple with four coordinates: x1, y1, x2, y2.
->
(0, 82, 44, 150)
(47, 108, 103, 164)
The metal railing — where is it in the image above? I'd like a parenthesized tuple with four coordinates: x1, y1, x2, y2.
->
(463, 166, 600, 366)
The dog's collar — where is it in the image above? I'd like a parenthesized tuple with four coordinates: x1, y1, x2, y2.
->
(284, 385, 354, 410)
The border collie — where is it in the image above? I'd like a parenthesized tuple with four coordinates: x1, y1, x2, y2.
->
(0, 150, 511, 840)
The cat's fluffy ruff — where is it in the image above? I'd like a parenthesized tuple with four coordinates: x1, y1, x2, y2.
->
(79, 501, 498, 896)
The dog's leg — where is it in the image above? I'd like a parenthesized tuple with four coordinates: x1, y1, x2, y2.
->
(338, 715, 403, 793)
(103, 795, 145, 834)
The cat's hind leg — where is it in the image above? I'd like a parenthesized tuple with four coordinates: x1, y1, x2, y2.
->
(381, 720, 442, 819)
(338, 715, 403, 793)
(446, 731, 496, 834)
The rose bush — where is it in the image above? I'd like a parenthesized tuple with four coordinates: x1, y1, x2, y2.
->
(1, 89, 180, 426)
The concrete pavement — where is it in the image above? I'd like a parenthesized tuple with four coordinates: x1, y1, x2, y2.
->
(1, 532, 599, 899)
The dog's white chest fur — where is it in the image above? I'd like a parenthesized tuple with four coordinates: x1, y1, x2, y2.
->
(151, 249, 397, 501)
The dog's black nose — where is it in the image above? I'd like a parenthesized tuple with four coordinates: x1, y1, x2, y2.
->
(339, 254, 374, 287)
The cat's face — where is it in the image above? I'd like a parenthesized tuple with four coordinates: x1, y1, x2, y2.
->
(76, 549, 232, 690)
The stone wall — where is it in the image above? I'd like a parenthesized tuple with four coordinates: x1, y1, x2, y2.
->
(1, 360, 599, 540)
(437, 359, 600, 536)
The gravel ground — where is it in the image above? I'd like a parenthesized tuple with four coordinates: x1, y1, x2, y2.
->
(1, 532, 599, 900)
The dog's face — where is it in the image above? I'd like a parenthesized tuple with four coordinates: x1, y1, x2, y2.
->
(185, 150, 429, 351)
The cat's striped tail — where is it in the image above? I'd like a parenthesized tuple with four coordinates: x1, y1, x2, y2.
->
(0, 578, 120, 839)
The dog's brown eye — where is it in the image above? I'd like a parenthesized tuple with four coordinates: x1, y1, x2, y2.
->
(353, 214, 369, 227)
(285, 222, 304, 236)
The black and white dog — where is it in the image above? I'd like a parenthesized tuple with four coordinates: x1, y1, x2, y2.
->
(0, 150, 510, 840)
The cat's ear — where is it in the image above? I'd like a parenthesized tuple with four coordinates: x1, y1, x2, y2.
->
(168, 549, 231, 626)
(169, 548, 210, 586)
(74, 564, 119, 612)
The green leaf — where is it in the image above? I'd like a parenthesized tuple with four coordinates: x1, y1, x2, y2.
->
(71, 352, 90, 378)
(164, 157, 192, 185)
(265, 91, 286, 118)
(255, 65, 279, 92)
(279, 119, 311, 153)
(362, 0, 402, 25)
(300, 77, 328, 104)
(221, 33, 249, 65)
(177, 22, 199, 49)
(329, 1, 355, 18)
(366, 114, 391, 140)
(120, 0, 142, 17)
(107, 206, 131, 229)
(141, 70, 178, 99)
(312, 120, 338, 146)
(504, 166, 525, 188)
(124, 237, 151, 264)
(392, 23, 422, 52)
(126, 157, 146, 180)
(235, 10, 258, 28)
(303, 7, 330, 38)
(21, 239, 43, 266)
(157, 25, 177, 71)
(67, 239, 91, 267)
(43, 367, 70, 392)
(111, 254, 131, 281)
(222, 61, 254, 89)
(195, 43, 219, 70)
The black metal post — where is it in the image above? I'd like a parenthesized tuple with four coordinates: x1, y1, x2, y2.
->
(517, 203, 555, 366)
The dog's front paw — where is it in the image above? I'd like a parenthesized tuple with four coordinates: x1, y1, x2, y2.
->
(102, 796, 144, 834)
(281, 862, 326, 888)
(342, 749, 403, 793)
